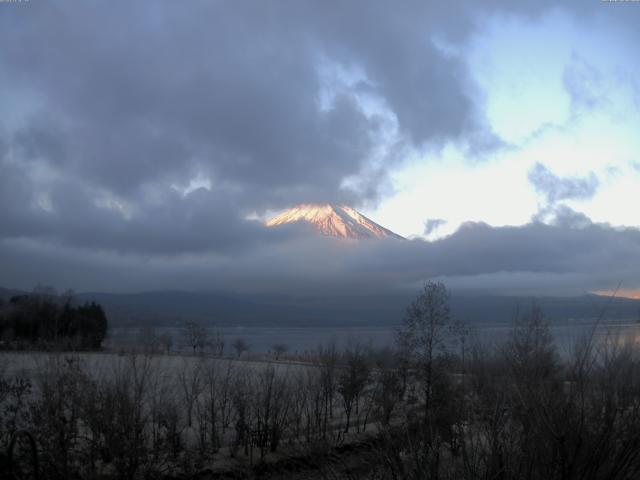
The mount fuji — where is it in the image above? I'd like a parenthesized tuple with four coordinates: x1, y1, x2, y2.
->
(266, 204, 404, 240)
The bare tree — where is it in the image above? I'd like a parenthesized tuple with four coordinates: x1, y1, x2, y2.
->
(337, 342, 371, 433)
(29, 354, 87, 479)
(289, 370, 309, 440)
(373, 350, 405, 426)
(182, 321, 208, 355)
(396, 281, 451, 424)
(197, 359, 234, 454)
(178, 358, 203, 428)
(302, 367, 325, 443)
(232, 338, 250, 358)
(211, 329, 225, 357)
(229, 368, 252, 457)
(271, 343, 289, 360)
(158, 331, 173, 354)
(450, 317, 470, 373)
(316, 342, 339, 440)
(0, 374, 31, 454)
(137, 326, 160, 354)
(252, 365, 293, 459)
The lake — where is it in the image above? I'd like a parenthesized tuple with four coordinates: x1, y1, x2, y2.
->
(106, 320, 640, 357)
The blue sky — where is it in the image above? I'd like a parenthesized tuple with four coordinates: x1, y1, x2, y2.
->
(369, 7, 640, 240)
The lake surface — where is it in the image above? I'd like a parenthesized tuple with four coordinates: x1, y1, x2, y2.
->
(106, 321, 640, 357)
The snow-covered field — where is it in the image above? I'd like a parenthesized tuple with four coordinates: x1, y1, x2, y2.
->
(0, 350, 309, 383)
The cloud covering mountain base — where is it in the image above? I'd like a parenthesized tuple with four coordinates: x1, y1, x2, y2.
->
(1, 210, 638, 298)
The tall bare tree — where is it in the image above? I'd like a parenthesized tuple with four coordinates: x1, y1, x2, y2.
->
(178, 358, 203, 428)
(182, 321, 208, 355)
(397, 281, 451, 424)
(232, 337, 249, 358)
(337, 342, 371, 433)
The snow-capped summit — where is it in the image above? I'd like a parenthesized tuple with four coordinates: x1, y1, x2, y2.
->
(266, 204, 404, 240)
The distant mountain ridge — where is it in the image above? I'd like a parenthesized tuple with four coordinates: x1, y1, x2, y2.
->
(3, 287, 639, 328)
(73, 291, 640, 327)
(266, 204, 404, 240)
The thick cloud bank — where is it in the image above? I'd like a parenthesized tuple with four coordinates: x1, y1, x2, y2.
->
(1, 212, 638, 296)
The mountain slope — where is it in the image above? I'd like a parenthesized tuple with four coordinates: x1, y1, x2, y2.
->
(266, 204, 404, 240)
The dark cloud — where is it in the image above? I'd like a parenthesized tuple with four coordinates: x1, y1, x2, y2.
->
(424, 218, 447, 236)
(338, 216, 640, 295)
(528, 162, 599, 205)
(0, 1, 504, 255)
(544, 205, 593, 229)
(1, 213, 638, 297)
(0, 146, 308, 254)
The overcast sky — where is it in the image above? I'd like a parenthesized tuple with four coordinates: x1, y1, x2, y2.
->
(1, 1, 639, 297)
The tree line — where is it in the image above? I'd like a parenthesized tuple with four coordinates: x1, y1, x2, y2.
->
(0, 288, 108, 350)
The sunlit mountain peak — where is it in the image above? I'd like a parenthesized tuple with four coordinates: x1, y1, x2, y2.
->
(266, 204, 404, 240)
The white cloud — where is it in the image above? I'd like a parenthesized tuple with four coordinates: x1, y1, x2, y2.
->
(372, 7, 640, 236)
